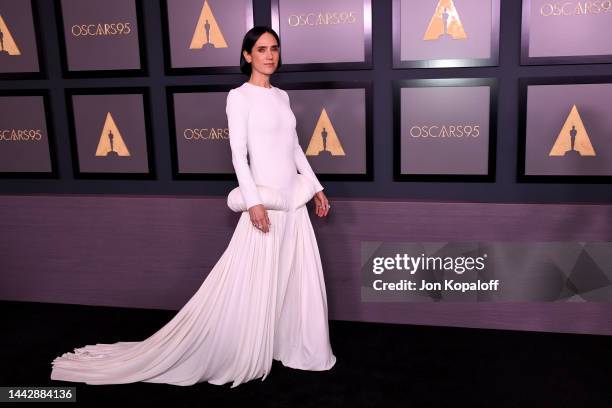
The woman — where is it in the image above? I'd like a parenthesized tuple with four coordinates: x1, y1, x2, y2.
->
(50, 26, 336, 388)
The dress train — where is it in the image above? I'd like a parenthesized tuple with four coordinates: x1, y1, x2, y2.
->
(50, 178, 336, 387)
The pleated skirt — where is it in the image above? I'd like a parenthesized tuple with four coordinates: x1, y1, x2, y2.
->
(50, 204, 336, 387)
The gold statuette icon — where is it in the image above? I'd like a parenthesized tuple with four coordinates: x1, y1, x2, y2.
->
(549, 104, 595, 157)
(190, 0, 228, 49)
(305, 108, 345, 157)
(423, 0, 467, 40)
(95, 112, 131, 157)
(0, 14, 22, 55)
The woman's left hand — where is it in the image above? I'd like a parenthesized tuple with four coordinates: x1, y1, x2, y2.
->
(313, 191, 330, 217)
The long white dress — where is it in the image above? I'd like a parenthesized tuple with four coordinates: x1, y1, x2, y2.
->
(50, 81, 337, 387)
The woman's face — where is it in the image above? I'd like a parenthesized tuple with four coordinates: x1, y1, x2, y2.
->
(243, 32, 279, 76)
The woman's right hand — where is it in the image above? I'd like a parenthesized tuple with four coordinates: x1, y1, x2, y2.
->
(248, 204, 271, 233)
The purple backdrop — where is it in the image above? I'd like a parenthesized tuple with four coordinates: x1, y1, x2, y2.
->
(400, 0, 493, 61)
(172, 91, 233, 173)
(60, 0, 141, 71)
(0, 0, 40, 73)
(401, 85, 490, 175)
(278, 0, 366, 64)
(1, 194, 612, 335)
(0, 96, 51, 172)
(528, 0, 612, 58)
(525, 83, 612, 175)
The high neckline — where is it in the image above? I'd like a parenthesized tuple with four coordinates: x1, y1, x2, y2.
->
(244, 81, 274, 90)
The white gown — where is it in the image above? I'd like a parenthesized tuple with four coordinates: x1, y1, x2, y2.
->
(50, 81, 337, 387)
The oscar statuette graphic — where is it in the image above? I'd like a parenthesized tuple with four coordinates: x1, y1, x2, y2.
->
(549, 104, 596, 157)
(189, 0, 228, 50)
(305, 108, 345, 157)
(95, 112, 131, 157)
(423, 0, 467, 41)
(0, 14, 22, 56)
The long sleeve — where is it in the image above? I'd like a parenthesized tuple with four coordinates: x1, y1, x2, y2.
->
(226, 89, 262, 209)
(293, 129, 324, 193)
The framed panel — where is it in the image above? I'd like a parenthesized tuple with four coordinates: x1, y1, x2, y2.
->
(521, 0, 612, 65)
(166, 84, 239, 180)
(393, 78, 497, 182)
(161, 0, 254, 75)
(281, 81, 373, 181)
(0, 89, 57, 178)
(54, 0, 147, 78)
(0, 0, 46, 79)
(392, 0, 500, 68)
(518, 76, 612, 183)
(65, 87, 155, 179)
(270, 0, 372, 72)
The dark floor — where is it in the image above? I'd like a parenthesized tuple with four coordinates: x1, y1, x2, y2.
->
(1, 299, 611, 407)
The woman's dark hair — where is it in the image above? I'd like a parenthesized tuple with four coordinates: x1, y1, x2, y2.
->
(239, 26, 282, 76)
